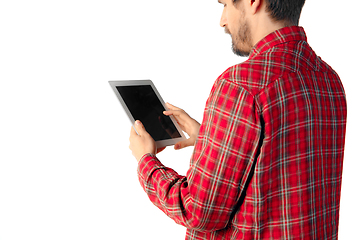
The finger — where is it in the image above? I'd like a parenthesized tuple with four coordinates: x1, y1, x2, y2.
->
(165, 102, 181, 110)
(156, 147, 166, 154)
(134, 120, 147, 136)
(163, 110, 182, 124)
(174, 138, 195, 150)
(163, 111, 186, 128)
(163, 110, 182, 117)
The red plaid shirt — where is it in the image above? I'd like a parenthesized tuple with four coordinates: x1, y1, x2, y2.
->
(137, 26, 347, 239)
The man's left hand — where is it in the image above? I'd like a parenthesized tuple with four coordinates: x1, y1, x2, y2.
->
(129, 120, 158, 162)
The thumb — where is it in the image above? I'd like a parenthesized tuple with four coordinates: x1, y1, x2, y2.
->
(134, 120, 147, 135)
(174, 138, 193, 150)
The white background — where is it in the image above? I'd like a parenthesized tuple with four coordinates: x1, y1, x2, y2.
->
(0, 0, 358, 239)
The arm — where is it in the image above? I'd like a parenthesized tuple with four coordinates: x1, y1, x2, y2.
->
(135, 79, 262, 231)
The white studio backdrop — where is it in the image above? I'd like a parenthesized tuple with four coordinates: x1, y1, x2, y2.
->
(0, 0, 358, 239)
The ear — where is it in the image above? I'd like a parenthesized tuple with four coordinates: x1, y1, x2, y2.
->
(250, 0, 262, 15)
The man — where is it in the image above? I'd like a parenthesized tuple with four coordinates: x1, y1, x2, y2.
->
(129, 0, 347, 239)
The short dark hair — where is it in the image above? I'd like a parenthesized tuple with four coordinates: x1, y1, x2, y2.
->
(233, 0, 306, 26)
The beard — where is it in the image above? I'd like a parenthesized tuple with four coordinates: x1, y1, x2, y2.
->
(225, 19, 252, 57)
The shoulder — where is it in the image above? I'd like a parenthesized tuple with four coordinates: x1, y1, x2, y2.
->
(214, 59, 270, 97)
(215, 39, 324, 97)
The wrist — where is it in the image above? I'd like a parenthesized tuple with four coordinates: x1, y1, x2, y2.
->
(137, 153, 156, 163)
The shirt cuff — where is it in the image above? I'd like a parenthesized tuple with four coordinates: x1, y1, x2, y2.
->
(137, 153, 165, 183)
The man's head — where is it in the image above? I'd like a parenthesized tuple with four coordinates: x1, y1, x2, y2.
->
(219, 0, 306, 57)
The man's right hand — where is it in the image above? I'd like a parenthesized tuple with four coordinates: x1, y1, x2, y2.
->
(163, 103, 200, 150)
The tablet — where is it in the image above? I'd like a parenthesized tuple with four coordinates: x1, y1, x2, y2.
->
(109, 80, 186, 148)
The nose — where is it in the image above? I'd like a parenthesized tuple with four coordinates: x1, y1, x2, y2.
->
(220, 9, 226, 27)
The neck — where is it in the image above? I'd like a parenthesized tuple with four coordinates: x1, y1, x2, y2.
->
(252, 19, 289, 47)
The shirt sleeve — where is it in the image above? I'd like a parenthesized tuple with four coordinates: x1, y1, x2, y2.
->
(137, 78, 262, 232)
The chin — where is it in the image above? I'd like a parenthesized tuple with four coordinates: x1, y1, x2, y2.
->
(232, 43, 250, 57)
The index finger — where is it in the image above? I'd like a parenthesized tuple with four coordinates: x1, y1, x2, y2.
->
(165, 102, 181, 110)
(163, 110, 182, 117)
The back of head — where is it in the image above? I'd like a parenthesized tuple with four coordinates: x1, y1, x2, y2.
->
(265, 0, 306, 26)
(232, 0, 306, 26)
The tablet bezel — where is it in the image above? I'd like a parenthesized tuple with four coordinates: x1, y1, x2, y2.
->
(109, 80, 187, 148)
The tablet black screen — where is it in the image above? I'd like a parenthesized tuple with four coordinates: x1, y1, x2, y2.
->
(116, 85, 181, 141)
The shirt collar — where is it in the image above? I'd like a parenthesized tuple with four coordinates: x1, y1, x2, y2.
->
(249, 26, 307, 59)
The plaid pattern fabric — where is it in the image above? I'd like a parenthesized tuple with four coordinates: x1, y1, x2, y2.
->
(137, 26, 347, 239)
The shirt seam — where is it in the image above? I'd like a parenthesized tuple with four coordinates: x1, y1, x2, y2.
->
(217, 77, 263, 117)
